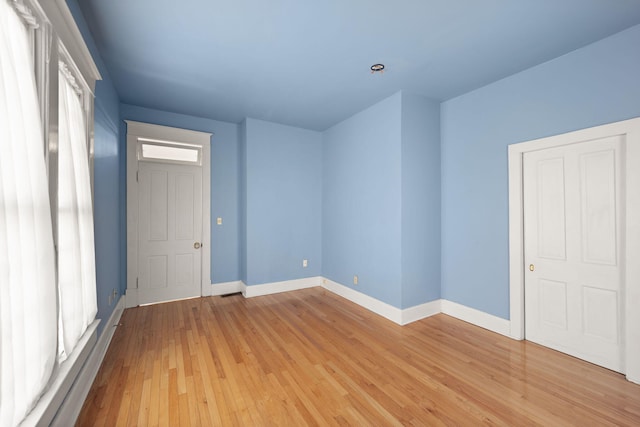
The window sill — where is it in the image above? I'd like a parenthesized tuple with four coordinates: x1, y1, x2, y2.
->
(20, 319, 100, 427)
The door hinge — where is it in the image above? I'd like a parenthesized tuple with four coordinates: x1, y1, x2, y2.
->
(136, 170, 139, 182)
(136, 277, 139, 288)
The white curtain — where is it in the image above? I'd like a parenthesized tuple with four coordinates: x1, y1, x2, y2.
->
(0, 1, 58, 425)
(57, 64, 98, 361)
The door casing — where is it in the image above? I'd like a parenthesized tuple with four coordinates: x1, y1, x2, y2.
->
(126, 120, 212, 307)
(508, 117, 640, 383)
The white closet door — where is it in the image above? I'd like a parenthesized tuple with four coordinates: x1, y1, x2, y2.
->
(524, 135, 623, 372)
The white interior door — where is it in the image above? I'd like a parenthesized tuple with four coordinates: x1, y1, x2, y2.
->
(524, 135, 623, 372)
(137, 161, 203, 305)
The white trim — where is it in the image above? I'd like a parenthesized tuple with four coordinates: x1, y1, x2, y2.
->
(320, 279, 404, 324)
(441, 300, 512, 337)
(319, 280, 483, 328)
(243, 277, 322, 298)
(125, 121, 212, 307)
(126, 123, 139, 308)
(211, 280, 244, 296)
(21, 320, 99, 427)
(124, 287, 138, 309)
(51, 297, 125, 426)
(9, 0, 40, 28)
(507, 145, 526, 340)
(508, 116, 640, 383)
(624, 127, 640, 384)
(237, 277, 489, 329)
(235, 277, 440, 326)
(126, 120, 213, 143)
(39, 0, 101, 91)
(201, 133, 212, 298)
(401, 300, 442, 325)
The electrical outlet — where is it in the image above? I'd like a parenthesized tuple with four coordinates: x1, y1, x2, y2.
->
(353, 275, 358, 285)
(217, 217, 222, 225)
(303, 259, 308, 268)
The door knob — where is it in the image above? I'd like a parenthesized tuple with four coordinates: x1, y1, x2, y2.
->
(529, 264, 535, 272)
(194, 242, 201, 249)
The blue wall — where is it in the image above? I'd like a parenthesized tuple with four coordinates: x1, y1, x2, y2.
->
(322, 93, 403, 307)
(76, 1, 640, 321)
(441, 24, 640, 319)
(321, 91, 441, 309)
(92, 85, 121, 335)
(242, 118, 323, 285)
(120, 104, 241, 284)
(401, 93, 441, 308)
(68, 0, 122, 335)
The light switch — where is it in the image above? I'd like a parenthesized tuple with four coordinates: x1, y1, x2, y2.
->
(303, 259, 308, 268)
(217, 217, 222, 225)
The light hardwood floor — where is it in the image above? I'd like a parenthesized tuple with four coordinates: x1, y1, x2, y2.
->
(76, 288, 640, 426)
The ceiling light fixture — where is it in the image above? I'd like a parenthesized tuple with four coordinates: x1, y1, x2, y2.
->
(370, 63, 385, 74)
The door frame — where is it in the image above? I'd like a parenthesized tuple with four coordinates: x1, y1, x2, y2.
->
(125, 120, 212, 307)
(508, 117, 640, 383)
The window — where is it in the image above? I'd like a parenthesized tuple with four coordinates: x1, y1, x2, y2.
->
(137, 138, 202, 165)
(0, 0, 100, 425)
(57, 59, 98, 361)
(0, 2, 58, 424)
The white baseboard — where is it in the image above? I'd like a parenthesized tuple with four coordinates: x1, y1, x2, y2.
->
(401, 299, 442, 325)
(124, 288, 138, 308)
(217, 277, 512, 338)
(441, 299, 511, 337)
(211, 280, 245, 296)
(243, 276, 322, 298)
(628, 373, 640, 385)
(51, 296, 126, 426)
(319, 279, 511, 334)
(321, 279, 404, 324)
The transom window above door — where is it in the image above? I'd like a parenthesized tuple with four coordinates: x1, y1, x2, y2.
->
(137, 137, 202, 165)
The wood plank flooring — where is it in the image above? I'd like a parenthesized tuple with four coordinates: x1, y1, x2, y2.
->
(76, 288, 640, 426)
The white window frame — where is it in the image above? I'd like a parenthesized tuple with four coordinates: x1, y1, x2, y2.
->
(7, 0, 102, 425)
